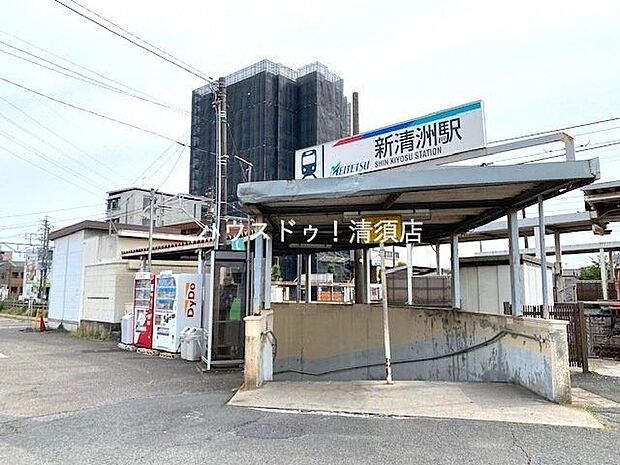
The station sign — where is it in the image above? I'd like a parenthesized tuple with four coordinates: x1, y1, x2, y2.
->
(295, 101, 486, 179)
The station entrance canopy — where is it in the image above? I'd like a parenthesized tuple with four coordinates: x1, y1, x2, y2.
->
(238, 159, 600, 254)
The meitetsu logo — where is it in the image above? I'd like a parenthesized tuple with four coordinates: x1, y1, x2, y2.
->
(330, 160, 370, 177)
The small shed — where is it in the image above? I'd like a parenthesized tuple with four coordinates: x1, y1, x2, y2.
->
(460, 254, 554, 314)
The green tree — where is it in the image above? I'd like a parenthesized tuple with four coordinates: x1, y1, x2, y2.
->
(579, 262, 601, 280)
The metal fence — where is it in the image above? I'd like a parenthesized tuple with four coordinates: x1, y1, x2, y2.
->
(586, 309, 620, 359)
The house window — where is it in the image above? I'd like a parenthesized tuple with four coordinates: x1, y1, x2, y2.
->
(10, 286, 17, 293)
(107, 197, 120, 210)
(11, 272, 18, 278)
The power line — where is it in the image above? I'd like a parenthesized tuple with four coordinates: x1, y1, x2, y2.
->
(52, 0, 214, 82)
(0, 40, 189, 114)
(158, 145, 187, 190)
(0, 75, 186, 145)
(0, 144, 100, 196)
(0, 94, 121, 182)
(0, 108, 111, 188)
(63, 0, 213, 81)
(490, 115, 620, 144)
(0, 28, 178, 107)
(0, 126, 106, 191)
(0, 75, 214, 157)
(0, 203, 101, 219)
(131, 130, 189, 187)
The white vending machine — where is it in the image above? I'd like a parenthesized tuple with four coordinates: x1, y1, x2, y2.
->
(153, 272, 202, 353)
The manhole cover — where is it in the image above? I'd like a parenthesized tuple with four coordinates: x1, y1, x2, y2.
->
(235, 422, 305, 440)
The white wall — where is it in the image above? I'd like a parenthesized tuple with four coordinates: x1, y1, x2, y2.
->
(522, 262, 554, 306)
(461, 261, 554, 313)
(48, 231, 85, 324)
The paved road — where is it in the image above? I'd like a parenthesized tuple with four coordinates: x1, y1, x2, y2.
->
(1, 315, 619, 465)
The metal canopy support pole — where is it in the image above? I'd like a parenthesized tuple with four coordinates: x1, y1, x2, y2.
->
(365, 249, 372, 303)
(305, 254, 312, 303)
(352, 91, 366, 305)
(450, 233, 460, 309)
(197, 250, 203, 274)
(609, 250, 614, 281)
(264, 236, 272, 310)
(533, 227, 541, 259)
(435, 243, 442, 275)
(508, 209, 523, 316)
(406, 243, 413, 306)
(554, 230, 564, 303)
(600, 248, 608, 301)
(252, 221, 264, 315)
(296, 254, 302, 303)
(538, 196, 550, 317)
(380, 242, 394, 384)
(554, 231, 563, 274)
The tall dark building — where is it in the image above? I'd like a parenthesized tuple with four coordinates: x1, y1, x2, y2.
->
(189, 60, 350, 206)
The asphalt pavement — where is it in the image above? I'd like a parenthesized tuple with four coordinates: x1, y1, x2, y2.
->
(1, 315, 619, 465)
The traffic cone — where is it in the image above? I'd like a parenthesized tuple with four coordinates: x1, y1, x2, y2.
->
(39, 312, 47, 332)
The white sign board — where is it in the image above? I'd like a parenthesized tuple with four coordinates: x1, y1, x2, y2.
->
(295, 101, 486, 179)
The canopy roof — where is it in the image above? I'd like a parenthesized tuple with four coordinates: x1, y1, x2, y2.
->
(238, 159, 600, 253)
(583, 179, 620, 223)
(460, 211, 611, 243)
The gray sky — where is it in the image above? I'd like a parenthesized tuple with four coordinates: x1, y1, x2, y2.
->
(1, 0, 619, 267)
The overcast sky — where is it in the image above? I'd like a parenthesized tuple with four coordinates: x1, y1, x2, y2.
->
(1, 0, 619, 267)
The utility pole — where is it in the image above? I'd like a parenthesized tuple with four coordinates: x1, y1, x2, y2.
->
(216, 77, 228, 249)
(37, 216, 51, 300)
(147, 188, 155, 270)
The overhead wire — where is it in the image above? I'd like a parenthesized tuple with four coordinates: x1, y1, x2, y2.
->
(0, 94, 121, 182)
(0, 40, 189, 114)
(52, 0, 214, 83)
(0, 203, 101, 219)
(489, 115, 620, 144)
(0, 145, 100, 196)
(0, 75, 187, 145)
(0, 28, 179, 106)
(157, 144, 187, 190)
(132, 129, 190, 187)
(0, 128, 105, 192)
(0, 108, 111, 188)
(0, 75, 215, 159)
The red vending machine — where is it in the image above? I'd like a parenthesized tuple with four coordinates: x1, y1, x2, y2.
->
(133, 271, 155, 348)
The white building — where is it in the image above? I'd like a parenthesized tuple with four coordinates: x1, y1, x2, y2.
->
(48, 220, 198, 329)
(106, 187, 213, 227)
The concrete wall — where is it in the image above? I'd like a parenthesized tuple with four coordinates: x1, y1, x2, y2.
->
(272, 303, 571, 403)
(82, 259, 197, 324)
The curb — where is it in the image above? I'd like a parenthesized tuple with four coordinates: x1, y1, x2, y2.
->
(0, 313, 37, 322)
